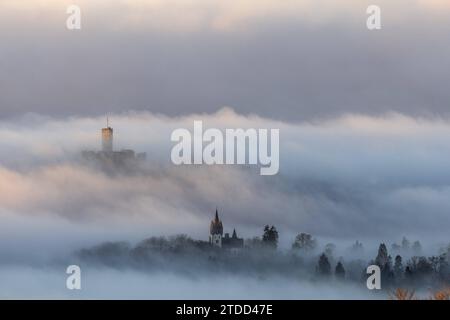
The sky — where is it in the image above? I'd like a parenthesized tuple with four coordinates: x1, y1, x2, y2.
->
(0, 0, 449, 298)
(1, 0, 450, 120)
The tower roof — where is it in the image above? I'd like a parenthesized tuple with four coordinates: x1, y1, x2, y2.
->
(210, 208, 223, 235)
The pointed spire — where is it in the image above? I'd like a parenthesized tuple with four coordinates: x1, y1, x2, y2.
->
(210, 207, 223, 236)
(232, 228, 237, 238)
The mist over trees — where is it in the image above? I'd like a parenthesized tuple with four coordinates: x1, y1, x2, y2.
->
(75, 226, 450, 293)
(292, 233, 317, 253)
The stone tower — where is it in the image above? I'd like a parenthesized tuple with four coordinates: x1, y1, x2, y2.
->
(101, 118, 113, 152)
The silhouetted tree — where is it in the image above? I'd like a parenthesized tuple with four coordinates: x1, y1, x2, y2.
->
(324, 243, 336, 267)
(401, 237, 410, 251)
(292, 233, 317, 252)
(412, 241, 422, 255)
(406, 256, 433, 281)
(404, 266, 413, 280)
(335, 261, 345, 279)
(375, 243, 389, 267)
(317, 253, 331, 276)
(393, 255, 404, 279)
(429, 256, 440, 273)
(416, 257, 433, 275)
(374, 243, 394, 283)
(349, 240, 364, 256)
(436, 254, 450, 281)
(427, 255, 449, 282)
(262, 225, 278, 249)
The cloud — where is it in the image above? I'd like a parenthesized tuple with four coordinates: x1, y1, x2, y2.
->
(0, 265, 377, 299)
(0, 108, 448, 298)
(0, 109, 449, 247)
(3, 1, 449, 32)
(0, 1, 362, 32)
(1, 1, 450, 120)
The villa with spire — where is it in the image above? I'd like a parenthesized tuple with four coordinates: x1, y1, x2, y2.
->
(209, 209, 244, 249)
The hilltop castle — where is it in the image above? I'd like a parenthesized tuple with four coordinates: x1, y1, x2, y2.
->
(209, 209, 243, 249)
(82, 119, 146, 167)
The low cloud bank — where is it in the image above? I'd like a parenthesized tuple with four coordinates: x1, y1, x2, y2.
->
(0, 109, 449, 241)
(0, 109, 449, 298)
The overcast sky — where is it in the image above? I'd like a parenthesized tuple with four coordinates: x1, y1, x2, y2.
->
(1, 0, 450, 120)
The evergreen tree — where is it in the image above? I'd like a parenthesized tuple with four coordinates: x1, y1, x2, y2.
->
(317, 253, 331, 276)
(375, 243, 389, 267)
(374, 243, 394, 284)
(437, 254, 450, 281)
(335, 261, 345, 279)
(393, 255, 404, 279)
(262, 225, 278, 249)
